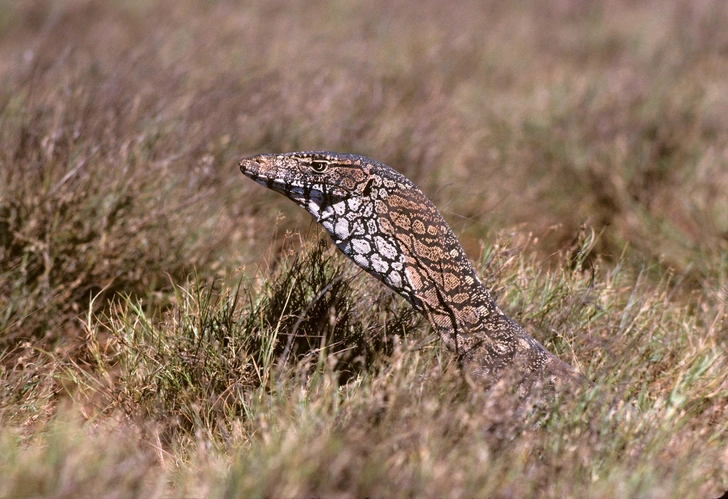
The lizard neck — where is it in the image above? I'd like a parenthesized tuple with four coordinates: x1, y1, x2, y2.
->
(397, 222, 504, 352)
(369, 185, 506, 349)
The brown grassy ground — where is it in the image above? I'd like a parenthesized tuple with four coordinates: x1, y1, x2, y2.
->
(1, 0, 727, 497)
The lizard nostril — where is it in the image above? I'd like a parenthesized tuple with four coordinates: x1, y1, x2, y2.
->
(254, 158, 265, 165)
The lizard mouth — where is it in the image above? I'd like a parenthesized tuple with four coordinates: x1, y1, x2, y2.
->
(239, 156, 268, 178)
(239, 156, 312, 207)
(240, 157, 283, 189)
(239, 155, 355, 199)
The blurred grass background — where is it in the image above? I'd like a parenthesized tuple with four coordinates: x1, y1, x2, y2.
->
(0, 0, 727, 497)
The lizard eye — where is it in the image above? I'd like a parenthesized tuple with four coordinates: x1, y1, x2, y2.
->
(311, 160, 328, 173)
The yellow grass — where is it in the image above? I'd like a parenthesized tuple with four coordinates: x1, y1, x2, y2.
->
(1, 0, 727, 497)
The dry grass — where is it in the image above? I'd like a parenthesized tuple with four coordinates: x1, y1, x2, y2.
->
(1, 0, 727, 497)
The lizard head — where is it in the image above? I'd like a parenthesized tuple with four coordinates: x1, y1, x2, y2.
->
(239, 151, 403, 216)
(240, 150, 425, 308)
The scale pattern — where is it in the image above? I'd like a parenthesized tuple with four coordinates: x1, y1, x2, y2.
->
(240, 151, 580, 385)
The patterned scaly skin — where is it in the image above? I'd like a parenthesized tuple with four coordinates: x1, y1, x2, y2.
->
(240, 151, 580, 385)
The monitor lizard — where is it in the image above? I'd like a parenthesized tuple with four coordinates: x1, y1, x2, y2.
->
(240, 151, 583, 388)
